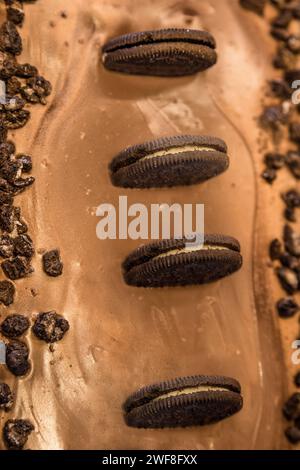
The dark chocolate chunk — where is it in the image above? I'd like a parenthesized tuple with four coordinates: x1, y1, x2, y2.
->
(32, 311, 69, 343)
(42, 249, 63, 277)
(2, 256, 34, 280)
(0, 280, 15, 305)
(0, 382, 13, 411)
(276, 297, 299, 318)
(1, 314, 30, 338)
(6, 340, 30, 376)
(3, 419, 34, 450)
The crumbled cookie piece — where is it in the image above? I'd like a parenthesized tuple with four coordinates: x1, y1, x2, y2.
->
(0, 235, 14, 258)
(264, 152, 285, 170)
(290, 122, 300, 143)
(295, 372, 300, 388)
(272, 9, 293, 28)
(42, 249, 63, 277)
(13, 175, 35, 192)
(273, 45, 296, 69)
(6, 1, 24, 27)
(32, 311, 69, 343)
(13, 234, 34, 258)
(6, 75, 21, 95)
(239, 0, 267, 15)
(0, 204, 14, 232)
(3, 419, 34, 450)
(286, 151, 300, 179)
(276, 297, 299, 318)
(262, 167, 277, 184)
(284, 224, 300, 256)
(0, 382, 13, 411)
(269, 238, 283, 260)
(2, 256, 34, 280)
(15, 62, 38, 78)
(260, 104, 288, 129)
(0, 108, 30, 129)
(6, 340, 30, 376)
(283, 393, 300, 420)
(0, 51, 16, 80)
(0, 280, 15, 305)
(21, 75, 52, 105)
(285, 426, 300, 444)
(14, 207, 28, 234)
(16, 153, 32, 173)
(269, 79, 291, 99)
(0, 21, 22, 55)
(276, 267, 298, 294)
(1, 314, 30, 338)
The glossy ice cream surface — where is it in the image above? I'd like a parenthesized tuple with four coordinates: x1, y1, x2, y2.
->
(0, 0, 287, 450)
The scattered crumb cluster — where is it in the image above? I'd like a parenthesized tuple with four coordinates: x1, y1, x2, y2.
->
(0, 0, 69, 451)
(241, 0, 300, 445)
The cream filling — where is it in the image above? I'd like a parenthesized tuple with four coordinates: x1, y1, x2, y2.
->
(155, 244, 230, 260)
(153, 386, 231, 402)
(140, 145, 215, 161)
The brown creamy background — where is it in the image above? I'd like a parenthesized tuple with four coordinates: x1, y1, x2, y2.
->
(0, 0, 289, 450)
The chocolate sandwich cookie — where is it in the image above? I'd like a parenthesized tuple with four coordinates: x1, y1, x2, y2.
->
(102, 29, 217, 77)
(123, 375, 243, 428)
(123, 234, 242, 287)
(110, 135, 229, 188)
